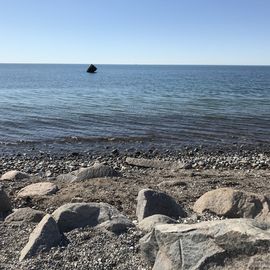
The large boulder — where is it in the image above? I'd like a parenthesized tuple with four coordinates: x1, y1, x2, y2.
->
(17, 182, 58, 198)
(136, 189, 186, 222)
(0, 186, 12, 216)
(19, 214, 62, 261)
(138, 214, 178, 232)
(5, 207, 45, 224)
(0, 170, 30, 181)
(52, 202, 134, 234)
(193, 188, 269, 219)
(140, 219, 270, 270)
(57, 163, 119, 182)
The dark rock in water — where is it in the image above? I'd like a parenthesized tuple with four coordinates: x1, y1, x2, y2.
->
(87, 64, 97, 73)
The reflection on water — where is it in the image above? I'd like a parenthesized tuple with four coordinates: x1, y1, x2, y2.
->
(0, 64, 269, 146)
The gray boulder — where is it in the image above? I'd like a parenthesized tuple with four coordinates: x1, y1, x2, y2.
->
(0, 186, 12, 216)
(5, 207, 45, 224)
(19, 214, 62, 261)
(52, 202, 133, 233)
(140, 219, 270, 270)
(138, 214, 178, 232)
(136, 189, 186, 221)
(17, 182, 59, 198)
(0, 170, 30, 181)
(126, 157, 183, 170)
(140, 229, 159, 266)
(193, 188, 269, 219)
(99, 216, 134, 234)
(57, 163, 119, 182)
(75, 163, 119, 181)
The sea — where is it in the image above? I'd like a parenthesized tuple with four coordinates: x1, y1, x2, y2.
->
(0, 64, 269, 153)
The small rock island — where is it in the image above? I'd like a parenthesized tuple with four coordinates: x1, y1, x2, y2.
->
(86, 64, 97, 73)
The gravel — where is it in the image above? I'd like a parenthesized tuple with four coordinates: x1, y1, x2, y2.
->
(1, 221, 150, 270)
(0, 145, 269, 178)
(0, 144, 269, 269)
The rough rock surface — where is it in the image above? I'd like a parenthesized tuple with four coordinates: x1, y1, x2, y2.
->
(138, 214, 178, 232)
(0, 186, 12, 215)
(0, 170, 30, 181)
(52, 202, 134, 233)
(19, 214, 62, 261)
(99, 216, 135, 234)
(75, 164, 119, 181)
(140, 218, 270, 270)
(136, 189, 186, 221)
(5, 207, 46, 224)
(17, 182, 59, 198)
(247, 254, 270, 269)
(193, 188, 270, 218)
(57, 163, 119, 182)
(126, 157, 183, 169)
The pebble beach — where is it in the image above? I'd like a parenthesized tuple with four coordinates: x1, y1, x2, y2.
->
(1, 143, 270, 269)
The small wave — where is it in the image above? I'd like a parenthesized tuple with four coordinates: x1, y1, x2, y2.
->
(0, 135, 157, 146)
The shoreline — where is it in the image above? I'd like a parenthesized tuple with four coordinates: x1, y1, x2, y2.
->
(0, 143, 269, 177)
(0, 144, 270, 269)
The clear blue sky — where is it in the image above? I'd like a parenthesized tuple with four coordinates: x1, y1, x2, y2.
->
(0, 0, 269, 65)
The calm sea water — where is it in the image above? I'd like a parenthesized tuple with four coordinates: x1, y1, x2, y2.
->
(0, 64, 269, 149)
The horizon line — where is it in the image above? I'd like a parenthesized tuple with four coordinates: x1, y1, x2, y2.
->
(0, 62, 270, 67)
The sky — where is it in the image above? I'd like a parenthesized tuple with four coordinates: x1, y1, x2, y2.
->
(0, 0, 269, 65)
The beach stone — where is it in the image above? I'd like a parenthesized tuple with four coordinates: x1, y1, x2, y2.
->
(99, 216, 135, 234)
(52, 202, 133, 233)
(5, 207, 45, 224)
(157, 180, 187, 188)
(75, 163, 119, 181)
(139, 229, 159, 266)
(17, 182, 59, 198)
(193, 188, 269, 218)
(140, 219, 270, 270)
(136, 189, 186, 222)
(56, 172, 77, 182)
(138, 214, 178, 232)
(0, 170, 30, 181)
(126, 157, 183, 169)
(19, 214, 62, 261)
(0, 186, 12, 215)
(57, 163, 119, 182)
(247, 254, 270, 269)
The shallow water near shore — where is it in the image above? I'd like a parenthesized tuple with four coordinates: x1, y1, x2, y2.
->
(0, 64, 269, 153)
